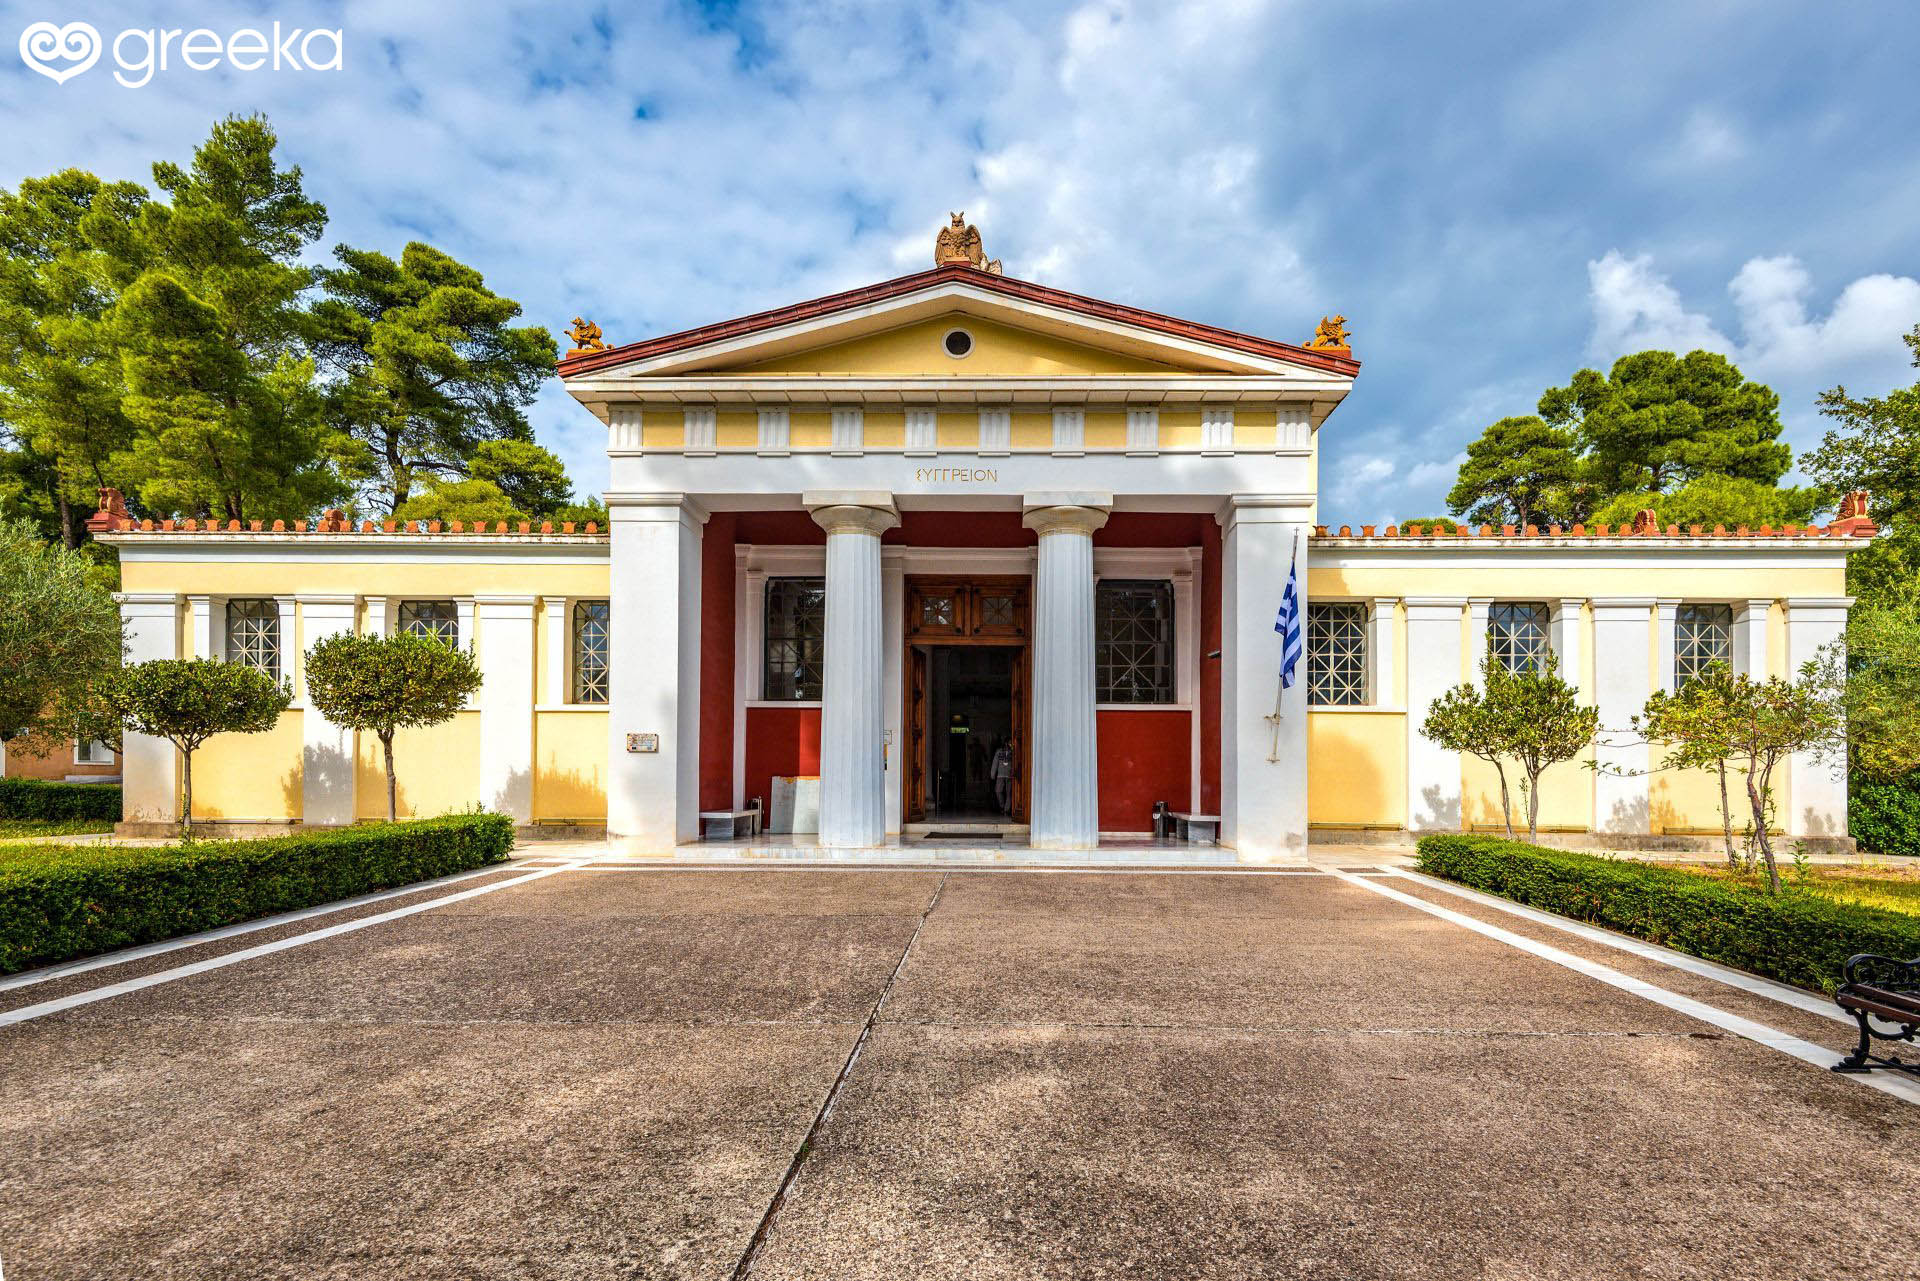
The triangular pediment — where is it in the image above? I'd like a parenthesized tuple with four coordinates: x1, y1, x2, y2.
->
(558, 267, 1358, 383)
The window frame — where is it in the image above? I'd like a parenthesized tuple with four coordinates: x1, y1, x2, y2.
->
(1487, 601, 1551, 674)
(73, 738, 112, 765)
(1307, 601, 1370, 707)
(224, 597, 282, 681)
(570, 599, 611, 705)
(397, 598, 460, 647)
(1094, 579, 1177, 705)
(763, 577, 827, 703)
(1674, 602, 1734, 688)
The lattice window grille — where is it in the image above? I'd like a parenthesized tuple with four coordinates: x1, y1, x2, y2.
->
(1096, 581, 1175, 704)
(1308, 603, 1369, 706)
(398, 599, 459, 646)
(225, 599, 281, 679)
(1675, 604, 1733, 686)
(764, 578, 826, 701)
(1488, 602, 1551, 673)
(572, 600, 611, 704)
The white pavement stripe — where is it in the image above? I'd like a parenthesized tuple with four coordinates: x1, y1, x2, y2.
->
(1326, 869, 1920, 1106)
(0, 862, 590, 1029)
(0, 861, 527, 994)
(1387, 869, 1851, 1026)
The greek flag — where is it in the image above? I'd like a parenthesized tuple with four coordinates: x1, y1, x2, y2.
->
(1274, 551, 1303, 690)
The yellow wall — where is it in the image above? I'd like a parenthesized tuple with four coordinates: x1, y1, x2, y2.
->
(193, 711, 304, 819)
(534, 710, 608, 820)
(1307, 712, 1405, 827)
(355, 713, 482, 821)
(120, 559, 610, 600)
(1462, 751, 1595, 833)
(730, 312, 1203, 376)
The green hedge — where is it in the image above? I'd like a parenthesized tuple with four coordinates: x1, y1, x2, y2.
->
(0, 777, 122, 822)
(1851, 776, 1920, 858)
(1415, 834, 1920, 992)
(0, 813, 514, 974)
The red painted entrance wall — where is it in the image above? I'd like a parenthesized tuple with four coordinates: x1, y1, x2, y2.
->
(699, 512, 737, 811)
(742, 706, 822, 814)
(1097, 710, 1192, 832)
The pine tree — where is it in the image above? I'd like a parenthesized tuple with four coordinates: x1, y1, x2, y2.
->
(1445, 415, 1584, 527)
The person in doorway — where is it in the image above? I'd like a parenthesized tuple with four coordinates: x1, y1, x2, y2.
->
(990, 739, 1013, 815)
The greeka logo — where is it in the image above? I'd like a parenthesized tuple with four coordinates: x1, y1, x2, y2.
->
(18, 19, 343, 88)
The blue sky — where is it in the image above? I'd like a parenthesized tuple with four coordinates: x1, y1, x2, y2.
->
(3, 0, 1918, 523)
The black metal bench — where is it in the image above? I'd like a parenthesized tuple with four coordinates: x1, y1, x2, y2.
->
(1832, 954, 1920, 1075)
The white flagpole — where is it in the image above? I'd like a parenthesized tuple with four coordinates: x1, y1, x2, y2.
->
(1265, 527, 1302, 762)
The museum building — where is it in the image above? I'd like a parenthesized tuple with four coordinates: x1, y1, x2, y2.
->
(95, 222, 1875, 857)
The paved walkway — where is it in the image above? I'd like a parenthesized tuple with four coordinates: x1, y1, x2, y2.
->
(1, 859, 1915, 1279)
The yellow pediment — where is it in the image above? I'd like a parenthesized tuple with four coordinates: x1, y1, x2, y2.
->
(720, 313, 1212, 377)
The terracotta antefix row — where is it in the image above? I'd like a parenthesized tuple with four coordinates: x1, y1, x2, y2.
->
(84, 492, 602, 537)
(1317, 491, 1878, 542)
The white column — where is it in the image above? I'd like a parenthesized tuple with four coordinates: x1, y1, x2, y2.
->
(1219, 496, 1311, 859)
(606, 494, 705, 847)
(1732, 599, 1771, 677)
(809, 494, 899, 847)
(882, 548, 907, 834)
(1466, 598, 1492, 678)
(1550, 598, 1584, 696)
(116, 593, 180, 823)
(543, 597, 568, 704)
(1655, 598, 1681, 694)
(1592, 598, 1653, 833)
(298, 595, 358, 825)
(1405, 598, 1465, 830)
(1024, 497, 1110, 848)
(1786, 597, 1853, 838)
(1369, 598, 1397, 706)
(476, 596, 537, 824)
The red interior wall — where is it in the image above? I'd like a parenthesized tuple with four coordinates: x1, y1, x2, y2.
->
(1200, 518, 1222, 813)
(742, 706, 822, 814)
(698, 513, 737, 811)
(1097, 710, 1192, 832)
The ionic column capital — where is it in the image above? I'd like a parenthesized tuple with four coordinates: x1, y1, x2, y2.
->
(1022, 504, 1110, 538)
(809, 504, 900, 538)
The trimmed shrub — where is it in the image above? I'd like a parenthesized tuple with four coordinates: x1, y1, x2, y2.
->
(0, 777, 122, 822)
(1851, 776, 1920, 858)
(1415, 834, 1920, 992)
(0, 813, 513, 974)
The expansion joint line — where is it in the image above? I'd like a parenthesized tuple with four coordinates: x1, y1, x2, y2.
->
(731, 872, 949, 1279)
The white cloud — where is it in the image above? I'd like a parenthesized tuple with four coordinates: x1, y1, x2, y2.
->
(1406, 455, 1464, 490)
(1328, 455, 1394, 506)
(1585, 251, 1733, 359)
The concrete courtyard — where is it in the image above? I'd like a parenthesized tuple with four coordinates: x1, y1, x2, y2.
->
(2, 857, 1916, 1279)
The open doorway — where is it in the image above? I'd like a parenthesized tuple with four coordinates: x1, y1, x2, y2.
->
(925, 646, 1017, 821)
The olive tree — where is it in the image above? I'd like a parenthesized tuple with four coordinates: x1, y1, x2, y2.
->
(304, 631, 482, 821)
(1422, 651, 1598, 841)
(0, 520, 123, 752)
(101, 658, 290, 839)
(1637, 664, 1746, 869)
(1637, 665, 1840, 893)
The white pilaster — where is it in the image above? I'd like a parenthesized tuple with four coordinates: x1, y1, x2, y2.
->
(1200, 407, 1234, 455)
(882, 547, 907, 833)
(1219, 495, 1311, 858)
(274, 597, 296, 685)
(1786, 597, 1852, 837)
(116, 593, 180, 823)
(758, 407, 790, 456)
(455, 599, 476, 654)
(298, 595, 358, 825)
(1370, 598, 1397, 706)
(1276, 404, 1312, 452)
(1466, 598, 1492, 677)
(1126, 408, 1159, 456)
(543, 597, 568, 704)
(1024, 496, 1110, 848)
(904, 408, 937, 457)
(831, 407, 863, 456)
(607, 494, 705, 847)
(609, 405, 643, 453)
(188, 595, 218, 659)
(1405, 598, 1465, 830)
(809, 494, 898, 847)
(1551, 598, 1584, 696)
(1051, 408, 1085, 457)
(1732, 599, 1770, 677)
(363, 595, 389, 639)
(476, 595, 537, 823)
(1593, 598, 1653, 833)
(1655, 599, 1681, 694)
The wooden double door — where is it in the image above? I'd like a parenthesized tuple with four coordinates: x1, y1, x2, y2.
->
(905, 577, 1030, 824)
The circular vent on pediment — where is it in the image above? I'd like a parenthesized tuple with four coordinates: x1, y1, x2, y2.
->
(942, 327, 974, 359)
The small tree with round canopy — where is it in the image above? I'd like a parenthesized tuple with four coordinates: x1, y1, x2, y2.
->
(303, 631, 483, 822)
